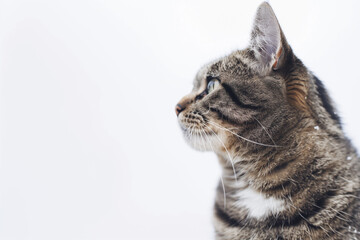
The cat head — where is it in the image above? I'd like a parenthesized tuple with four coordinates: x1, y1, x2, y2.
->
(175, 2, 340, 157)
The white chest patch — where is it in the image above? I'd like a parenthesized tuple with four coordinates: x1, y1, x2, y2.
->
(234, 187, 286, 219)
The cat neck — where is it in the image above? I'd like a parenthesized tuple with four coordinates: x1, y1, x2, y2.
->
(214, 128, 358, 223)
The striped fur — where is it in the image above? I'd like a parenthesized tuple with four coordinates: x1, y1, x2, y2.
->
(176, 2, 360, 239)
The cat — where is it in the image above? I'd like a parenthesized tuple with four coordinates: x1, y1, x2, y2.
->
(175, 2, 360, 240)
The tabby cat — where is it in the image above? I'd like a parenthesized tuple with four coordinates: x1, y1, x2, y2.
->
(175, 2, 360, 240)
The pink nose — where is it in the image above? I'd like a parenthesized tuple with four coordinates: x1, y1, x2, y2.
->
(175, 104, 185, 116)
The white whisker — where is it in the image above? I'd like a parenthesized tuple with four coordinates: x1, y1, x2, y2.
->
(219, 175, 227, 209)
(204, 125, 238, 183)
(207, 120, 281, 148)
(252, 116, 277, 146)
(201, 128, 227, 209)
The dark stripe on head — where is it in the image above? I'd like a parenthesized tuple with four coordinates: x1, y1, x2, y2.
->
(314, 76, 341, 126)
(221, 83, 262, 110)
(209, 107, 241, 125)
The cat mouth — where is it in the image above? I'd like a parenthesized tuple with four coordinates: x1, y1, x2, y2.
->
(178, 112, 217, 137)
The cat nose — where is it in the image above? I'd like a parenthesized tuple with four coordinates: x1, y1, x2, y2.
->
(175, 95, 193, 116)
(175, 104, 185, 116)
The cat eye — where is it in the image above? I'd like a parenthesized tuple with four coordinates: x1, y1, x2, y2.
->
(207, 79, 220, 94)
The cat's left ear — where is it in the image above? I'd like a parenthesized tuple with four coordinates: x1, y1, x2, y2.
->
(250, 2, 290, 74)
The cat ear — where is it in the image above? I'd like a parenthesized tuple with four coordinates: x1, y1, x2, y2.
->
(250, 2, 288, 73)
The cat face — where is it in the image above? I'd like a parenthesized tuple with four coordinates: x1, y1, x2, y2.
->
(176, 52, 293, 155)
(175, 3, 309, 156)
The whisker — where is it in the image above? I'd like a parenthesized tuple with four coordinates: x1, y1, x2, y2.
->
(252, 116, 277, 146)
(207, 120, 281, 148)
(201, 128, 227, 209)
(219, 175, 227, 210)
(199, 128, 207, 151)
(204, 124, 238, 183)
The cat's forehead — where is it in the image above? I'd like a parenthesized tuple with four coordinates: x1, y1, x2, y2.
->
(193, 50, 255, 88)
(192, 61, 213, 90)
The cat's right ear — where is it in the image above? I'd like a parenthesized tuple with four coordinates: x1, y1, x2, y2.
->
(249, 2, 290, 74)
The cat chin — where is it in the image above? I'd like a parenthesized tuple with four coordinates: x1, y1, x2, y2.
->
(178, 115, 224, 152)
(184, 136, 211, 152)
(183, 133, 220, 152)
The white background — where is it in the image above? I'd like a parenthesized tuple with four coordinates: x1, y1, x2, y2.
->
(1, 0, 360, 239)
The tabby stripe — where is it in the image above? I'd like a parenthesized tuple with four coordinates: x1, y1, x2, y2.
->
(263, 180, 293, 196)
(287, 87, 306, 96)
(221, 83, 261, 110)
(271, 158, 298, 173)
(286, 83, 305, 88)
(278, 118, 303, 140)
(286, 78, 306, 82)
(209, 107, 240, 125)
(214, 203, 242, 227)
(314, 76, 341, 125)
(286, 74, 307, 82)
